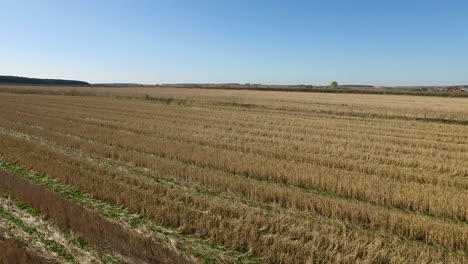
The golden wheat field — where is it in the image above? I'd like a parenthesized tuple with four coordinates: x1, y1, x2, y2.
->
(0, 85, 467, 263)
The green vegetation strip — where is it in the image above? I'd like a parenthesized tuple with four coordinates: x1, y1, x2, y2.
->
(0, 157, 258, 264)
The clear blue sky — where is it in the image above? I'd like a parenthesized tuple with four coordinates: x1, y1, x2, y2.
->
(1, 0, 467, 86)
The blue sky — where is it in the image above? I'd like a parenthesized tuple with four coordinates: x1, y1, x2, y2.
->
(1, 0, 468, 85)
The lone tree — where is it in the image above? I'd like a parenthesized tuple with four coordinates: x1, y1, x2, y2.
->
(330, 81, 338, 89)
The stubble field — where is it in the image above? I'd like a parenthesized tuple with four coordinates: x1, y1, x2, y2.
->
(0, 85, 467, 263)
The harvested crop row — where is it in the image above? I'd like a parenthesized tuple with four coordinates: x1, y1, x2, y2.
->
(4, 94, 468, 148)
(0, 130, 466, 263)
(1, 108, 466, 223)
(3, 86, 468, 121)
(3, 97, 468, 181)
(1, 91, 468, 263)
(5, 107, 466, 190)
(4, 92, 468, 141)
(4, 95, 468, 177)
(2, 125, 468, 252)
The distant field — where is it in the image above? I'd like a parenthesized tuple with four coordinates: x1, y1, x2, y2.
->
(1, 83, 468, 97)
(0, 86, 467, 263)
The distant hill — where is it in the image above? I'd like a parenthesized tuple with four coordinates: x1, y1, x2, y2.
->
(0, 75, 90, 86)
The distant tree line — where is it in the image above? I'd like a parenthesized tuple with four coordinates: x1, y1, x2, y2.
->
(0, 75, 90, 85)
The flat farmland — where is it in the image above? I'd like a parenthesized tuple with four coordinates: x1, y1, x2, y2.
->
(0, 86, 467, 263)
